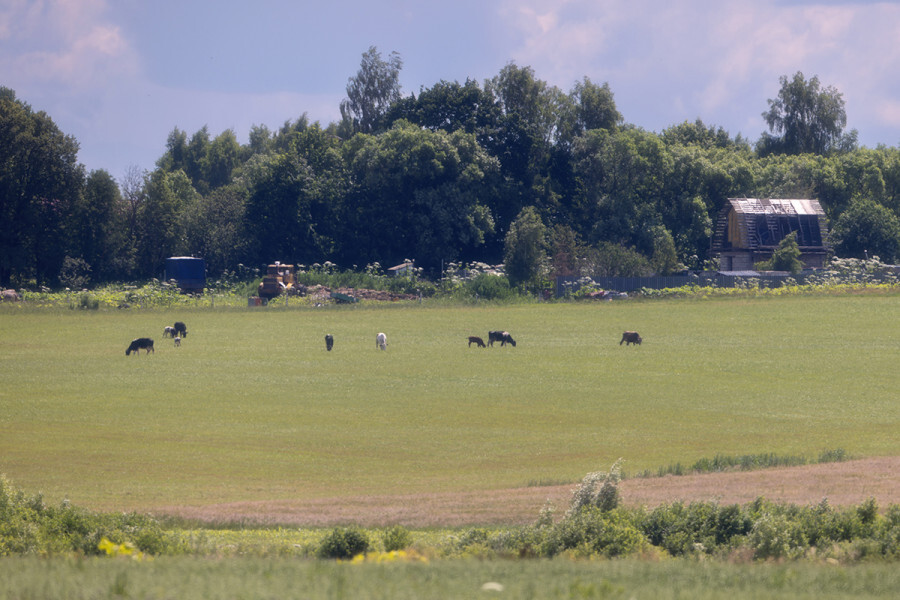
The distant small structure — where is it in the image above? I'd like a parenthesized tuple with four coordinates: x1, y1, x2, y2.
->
(712, 198, 829, 271)
(165, 257, 206, 292)
(388, 261, 414, 277)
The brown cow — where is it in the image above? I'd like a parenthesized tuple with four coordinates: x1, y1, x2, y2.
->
(468, 336, 486, 348)
(619, 331, 642, 346)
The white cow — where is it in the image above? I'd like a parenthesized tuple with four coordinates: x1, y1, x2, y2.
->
(376, 332, 387, 350)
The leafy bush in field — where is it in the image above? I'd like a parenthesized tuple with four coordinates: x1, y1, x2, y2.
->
(540, 508, 648, 558)
(317, 526, 370, 559)
(748, 511, 808, 559)
(640, 502, 751, 556)
(382, 525, 412, 552)
(0, 474, 186, 556)
(72, 292, 100, 310)
(882, 506, 900, 559)
(568, 459, 622, 514)
(451, 272, 517, 301)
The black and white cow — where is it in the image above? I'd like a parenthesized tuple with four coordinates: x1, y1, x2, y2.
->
(488, 330, 516, 347)
(619, 331, 642, 346)
(126, 338, 154, 355)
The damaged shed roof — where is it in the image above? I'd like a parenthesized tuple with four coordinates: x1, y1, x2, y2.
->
(714, 198, 829, 250)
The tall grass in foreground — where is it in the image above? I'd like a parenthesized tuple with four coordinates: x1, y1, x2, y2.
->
(1, 557, 899, 600)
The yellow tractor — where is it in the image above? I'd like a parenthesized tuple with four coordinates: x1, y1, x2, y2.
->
(257, 262, 299, 299)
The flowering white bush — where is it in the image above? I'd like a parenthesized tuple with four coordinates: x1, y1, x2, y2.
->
(567, 458, 623, 516)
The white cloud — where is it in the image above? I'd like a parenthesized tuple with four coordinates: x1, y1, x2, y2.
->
(0, 0, 43, 40)
(496, 0, 900, 145)
(875, 99, 900, 129)
(1, 0, 136, 90)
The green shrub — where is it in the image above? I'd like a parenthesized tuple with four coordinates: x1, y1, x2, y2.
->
(463, 273, 516, 301)
(317, 526, 369, 559)
(381, 525, 412, 552)
(0, 474, 186, 557)
(818, 448, 850, 463)
(879, 505, 900, 558)
(749, 512, 808, 559)
(74, 292, 99, 310)
(541, 507, 648, 558)
(640, 502, 750, 556)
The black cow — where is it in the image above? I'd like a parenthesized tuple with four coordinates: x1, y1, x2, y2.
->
(126, 338, 154, 355)
(468, 336, 486, 348)
(488, 330, 516, 347)
(173, 321, 188, 337)
(620, 331, 642, 346)
(325, 334, 334, 351)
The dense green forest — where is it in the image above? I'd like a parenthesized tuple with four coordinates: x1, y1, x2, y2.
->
(3, 49, 900, 289)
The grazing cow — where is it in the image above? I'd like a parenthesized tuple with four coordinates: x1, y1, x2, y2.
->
(163, 326, 176, 338)
(173, 321, 188, 337)
(376, 332, 387, 350)
(325, 334, 334, 351)
(488, 330, 516, 347)
(468, 336, 486, 348)
(174, 336, 181, 347)
(620, 331, 642, 346)
(126, 338, 154, 355)
(1, 289, 20, 302)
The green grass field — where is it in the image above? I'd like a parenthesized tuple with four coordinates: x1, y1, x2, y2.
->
(1, 296, 899, 512)
(3, 556, 900, 600)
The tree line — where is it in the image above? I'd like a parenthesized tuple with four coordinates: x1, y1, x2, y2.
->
(3, 49, 900, 289)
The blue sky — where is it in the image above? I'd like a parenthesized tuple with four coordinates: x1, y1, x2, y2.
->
(3, 0, 899, 181)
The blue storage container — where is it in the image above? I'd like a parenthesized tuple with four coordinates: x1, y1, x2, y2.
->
(165, 257, 206, 292)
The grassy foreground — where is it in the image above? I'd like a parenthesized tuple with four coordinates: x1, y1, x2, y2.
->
(2, 556, 899, 600)
(1, 295, 899, 513)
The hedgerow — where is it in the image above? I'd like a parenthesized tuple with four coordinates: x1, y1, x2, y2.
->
(3, 468, 900, 562)
(634, 448, 851, 478)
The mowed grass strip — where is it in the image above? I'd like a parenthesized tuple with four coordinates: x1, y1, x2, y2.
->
(1, 296, 898, 511)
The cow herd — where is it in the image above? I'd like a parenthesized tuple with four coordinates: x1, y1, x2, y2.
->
(125, 321, 187, 356)
(127, 321, 642, 355)
(318, 329, 640, 352)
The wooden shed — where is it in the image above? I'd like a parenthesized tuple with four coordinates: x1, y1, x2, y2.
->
(712, 198, 830, 271)
(388, 261, 415, 277)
